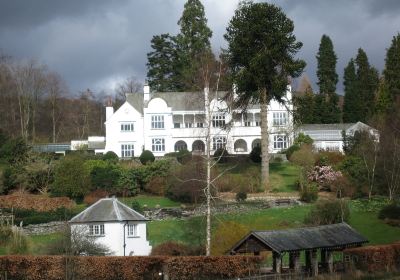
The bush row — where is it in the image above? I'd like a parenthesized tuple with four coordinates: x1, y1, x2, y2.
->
(0, 255, 263, 280)
(344, 243, 400, 272)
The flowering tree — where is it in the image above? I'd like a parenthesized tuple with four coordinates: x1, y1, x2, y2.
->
(308, 165, 343, 190)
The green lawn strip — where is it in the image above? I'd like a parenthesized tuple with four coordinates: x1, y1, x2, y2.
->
(119, 195, 181, 209)
(29, 232, 63, 255)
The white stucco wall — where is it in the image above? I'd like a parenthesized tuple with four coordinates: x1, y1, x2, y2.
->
(71, 221, 152, 256)
(103, 87, 294, 158)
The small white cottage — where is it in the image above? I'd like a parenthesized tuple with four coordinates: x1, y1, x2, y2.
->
(69, 197, 152, 256)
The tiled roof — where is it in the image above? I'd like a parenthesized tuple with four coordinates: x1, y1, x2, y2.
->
(69, 198, 148, 223)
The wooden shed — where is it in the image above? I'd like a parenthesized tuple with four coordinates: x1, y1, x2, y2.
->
(229, 223, 368, 276)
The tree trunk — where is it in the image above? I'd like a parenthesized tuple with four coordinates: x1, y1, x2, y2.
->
(260, 88, 270, 192)
(204, 86, 211, 256)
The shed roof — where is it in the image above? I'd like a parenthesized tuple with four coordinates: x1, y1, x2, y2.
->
(69, 197, 148, 223)
(298, 123, 356, 131)
(231, 223, 368, 254)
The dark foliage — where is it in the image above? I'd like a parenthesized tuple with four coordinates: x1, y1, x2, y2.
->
(139, 150, 155, 165)
(378, 203, 400, 220)
(249, 146, 261, 163)
(305, 200, 350, 225)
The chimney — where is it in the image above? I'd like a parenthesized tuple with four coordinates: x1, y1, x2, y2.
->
(106, 97, 114, 121)
(144, 81, 150, 102)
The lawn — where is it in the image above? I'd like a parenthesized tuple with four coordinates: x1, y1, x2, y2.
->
(218, 160, 301, 193)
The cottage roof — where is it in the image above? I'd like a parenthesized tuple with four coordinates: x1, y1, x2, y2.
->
(126, 93, 144, 114)
(231, 223, 368, 254)
(69, 197, 148, 223)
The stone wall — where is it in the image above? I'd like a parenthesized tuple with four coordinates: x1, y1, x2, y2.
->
(23, 221, 66, 236)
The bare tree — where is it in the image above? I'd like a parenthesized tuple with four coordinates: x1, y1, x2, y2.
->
(114, 76, 143, 106)
(46, 71, 67, 143)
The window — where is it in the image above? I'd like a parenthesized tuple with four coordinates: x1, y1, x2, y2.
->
(273, 135, 288, 149)
(89, 224, 105, 236)
(175, 141, 187, 151)
(255, 121, 261, 126)
(120, 123, 134, 132)
(212, 114, 225, 127)
(152, 138, 165, 152)
(127, 224, 138, 237)
(196, 122, 203, 128)
(185, 122, 193, 128)
(174, 123, 181, 128)
(213, 137, 226, 150)
(273, 112, 288, 126)
(121, 144, 134, 158)
(151, 115, 164, 129)
(244, 121, 251, 127)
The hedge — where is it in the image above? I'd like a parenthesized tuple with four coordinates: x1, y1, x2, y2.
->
(344, 243, 400, 272)
(0, 255, 263, 280)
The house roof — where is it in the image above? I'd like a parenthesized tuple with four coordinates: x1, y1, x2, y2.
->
(88, 141, 106, 150)
(126, 93, 144, 114)
(230, 223, 368, 254)
(298, 123, 356, 131)
(69, 197, 148, 223)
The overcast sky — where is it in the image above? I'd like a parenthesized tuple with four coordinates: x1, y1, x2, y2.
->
(1, 0, 399, 95)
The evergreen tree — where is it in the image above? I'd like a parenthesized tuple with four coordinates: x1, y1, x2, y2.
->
(316, 35, 340, 123)
(375, 78, 392, 115)
(176, 0, 213, 90)
(316, 35, 338, 94)
(146, 34, 180, 92)
(343, 59, 359, 122)
(146, 0, 213, 91)
(224, 2, 305, 191)
(384, 33, 400, 98)
(294, 89, 315, 124)
(355, 48, 379, 122)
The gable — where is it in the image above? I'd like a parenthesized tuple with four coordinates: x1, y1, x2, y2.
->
(105, 102, 142, 124)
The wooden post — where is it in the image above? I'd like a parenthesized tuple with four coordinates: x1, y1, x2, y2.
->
(327, 250, 334, 273)
(320, 249, 327, 271)
(310, 249, 318, 276)
(305, 250, 311, 273)
(289, 251, 301, 273)
(273, 252, 282, 273)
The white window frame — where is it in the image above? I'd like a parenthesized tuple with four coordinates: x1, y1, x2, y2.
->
(152, 138, 165, 152)
(120, 122, 134, 132)
(212, 114, 225, 127)
(121, 144, 134, 158)
(273, 112, 288, 127)
(213, 137, 226, 150)
(185, 122, 193, 128)
(127, 224, 138, 237)
(151, 115, 165, 129)
(89, 224, 105, 236)
(196, 122, 203, 128)
(273, 135, 288, 150)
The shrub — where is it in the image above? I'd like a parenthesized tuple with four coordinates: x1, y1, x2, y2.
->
(0, 137, 30, 165)
(89, 163, 121, 192)
(315, 151, 345, 166)
(83, 190, 110, 205)
(52, 154, 91, 200)
(0, 226, 13, 246)
(213, 148, 229, 163)
(289, 144, 315, 171)
(151, 242, 202, 256)
(211, 222, 250, 256)
(130, 200, 143, 213)
(299, 182, 318, 203)
(102, 151, 119, 163)
(139, 150, 155, 165)
(378, 203, 400, 220)
(305, 199, 350, 225)
(284, 144, 300, 159)
(249, 146, 261, 163)
(10, 207, 80, 225)
(330, 175, 357, 198)
(307, 165, 343, 191)
(145, 176, 167, 196)
(236, 191, 247, 202)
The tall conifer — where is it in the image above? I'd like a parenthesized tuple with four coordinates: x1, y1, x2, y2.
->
(343, 59, 358, 122)
(384, 33, 400, 98)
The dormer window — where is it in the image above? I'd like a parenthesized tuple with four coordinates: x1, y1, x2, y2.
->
(151, 115, 164, 129)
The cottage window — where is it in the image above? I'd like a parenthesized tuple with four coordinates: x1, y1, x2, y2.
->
(273, 112, 288, 126)
(89, 224, 105, 236)
(212, 114, 225, 127)
(152, 138, 165, 152)
(151, 115, 164, 129)
(121, 144, 134, 158)
(213, 137, 226, 150)
(273, 135, 288, 149)
(120, 122, 134, 132)
(127, 224, 138, 237)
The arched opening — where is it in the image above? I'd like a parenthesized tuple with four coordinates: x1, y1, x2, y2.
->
(234, 139, 248, 152)
(192, 140, 205, 152)
(174, 140, 187, 152)
(252, 139, 261, 149)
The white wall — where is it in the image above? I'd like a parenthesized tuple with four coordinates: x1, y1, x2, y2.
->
(71, 221, 152, 256)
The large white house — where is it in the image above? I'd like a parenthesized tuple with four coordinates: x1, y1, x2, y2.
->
(102, 84, 294, 158)
(69, 197, 152, 256)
